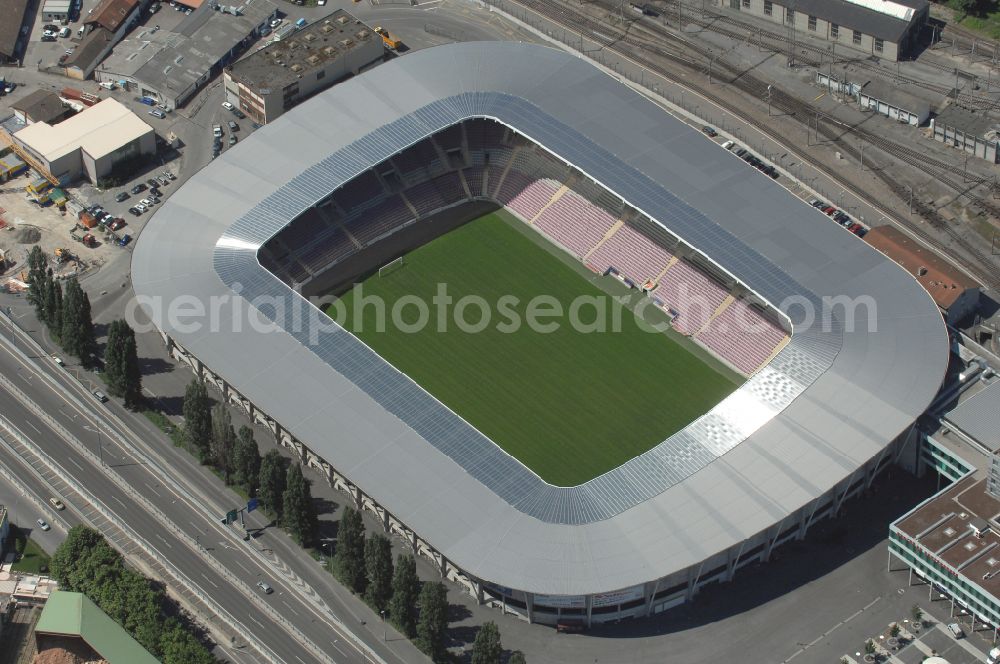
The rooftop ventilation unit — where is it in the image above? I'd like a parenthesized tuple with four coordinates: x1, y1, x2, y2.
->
(306, 54, 320, 66)
(336, 15, 349, 24)
(320, 24, 334, 34)
(321, 46, 337, 57)
(972, 517, 992, 538)
(842, 0, 914, 21)
(290, 63, 303, 72)
(303, 33, 316, 42)
(355, 30, 369, 40)
(339, 39, 353, 48)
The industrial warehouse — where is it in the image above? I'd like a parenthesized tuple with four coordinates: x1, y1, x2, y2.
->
(132, 41, 948, 625)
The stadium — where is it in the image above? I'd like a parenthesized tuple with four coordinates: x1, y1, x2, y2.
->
(133, 41, 949, 625)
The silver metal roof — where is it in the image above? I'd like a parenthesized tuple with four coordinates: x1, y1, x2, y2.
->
(946, 380, 1000, 452)
(132, 41, 949, 596)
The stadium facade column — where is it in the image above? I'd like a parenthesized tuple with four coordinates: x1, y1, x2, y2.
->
(796, 502, 821, 541)
(380, 507, 390, 533)
(524, 593, 534, 624)
(643, 579, 661, 616)
(410, 530, 418, 556)
(352, 485, 363, 509)
(162, 332, 174, 356)
(585, 595, 593, 628)
(726, 540, 747, 580)
(684, 562, 705, 601)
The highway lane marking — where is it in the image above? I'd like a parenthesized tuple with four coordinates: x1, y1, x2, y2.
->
(145, 482, 162, 497)
(281, 599, 300, 616)
(67, 457, 84, 471)
(24, 420, 41, 434)
(111, 495, 127, 509)
(234, 560, 254, 576)
(295, 656, 307, 664)
(199, 573, 219, 589)
(249, 615, 265, 628)
(154, 533, 173, 549)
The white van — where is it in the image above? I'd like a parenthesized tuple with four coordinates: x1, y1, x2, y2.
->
(77, 25, 85, 37)
(58, 26, 70, 37)
(98, 80, 115, 90)
(988, 647, 1000, 664)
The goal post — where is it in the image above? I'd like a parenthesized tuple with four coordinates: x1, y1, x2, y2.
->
(378, 256, 405, 277)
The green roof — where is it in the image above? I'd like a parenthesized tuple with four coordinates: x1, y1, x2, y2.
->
(35, 591, 160, 664)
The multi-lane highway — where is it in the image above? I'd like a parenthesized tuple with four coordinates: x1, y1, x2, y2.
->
(0, 309, 422, 664)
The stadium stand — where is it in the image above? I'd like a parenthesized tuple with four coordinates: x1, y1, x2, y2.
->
(533, 189, 617, 259)
(586, 222, 673, 280)
(695, 299, 788, 374)
(345, 195, 413, 246)
(657, 259, 730, 335)
(268, 118, 788, 375)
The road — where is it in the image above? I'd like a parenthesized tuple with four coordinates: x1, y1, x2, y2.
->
(0, 311, 417, 664)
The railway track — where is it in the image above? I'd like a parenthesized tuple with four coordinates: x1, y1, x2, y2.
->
(501, 0, 1000, 289)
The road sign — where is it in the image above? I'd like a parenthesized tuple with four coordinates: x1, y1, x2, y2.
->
(247, 498, 259, 513)
(221, 509, 238, 525)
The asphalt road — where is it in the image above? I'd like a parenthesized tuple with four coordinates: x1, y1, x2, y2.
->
(0, 314, 410, 664)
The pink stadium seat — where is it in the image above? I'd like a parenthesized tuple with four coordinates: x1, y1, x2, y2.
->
(695, 299, 787, 375)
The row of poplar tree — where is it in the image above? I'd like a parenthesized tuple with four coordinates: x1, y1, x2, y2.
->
(26, 246, 143, 408)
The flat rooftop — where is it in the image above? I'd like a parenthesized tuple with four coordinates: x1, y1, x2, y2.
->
(132, 0, 276, 100)
(227, 10, 376, 92)
(14, 98, 152, 161)
(896, 476, 1000, 596)
(865, 225, 980, 309)
(935, 103, 1000, 140)
(946, 378, 1000, 453)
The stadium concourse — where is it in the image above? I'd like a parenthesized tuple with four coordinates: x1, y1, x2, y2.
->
(132, 41, 950, 626)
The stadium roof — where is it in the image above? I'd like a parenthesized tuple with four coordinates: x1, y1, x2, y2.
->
(132, 41, 948, 596)
(14, 98, 152, 162)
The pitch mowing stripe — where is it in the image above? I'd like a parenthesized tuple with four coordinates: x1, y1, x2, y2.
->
(331, 213, 738, 486)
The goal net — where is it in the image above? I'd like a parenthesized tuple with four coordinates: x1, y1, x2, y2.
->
(378, 256, 405, 277)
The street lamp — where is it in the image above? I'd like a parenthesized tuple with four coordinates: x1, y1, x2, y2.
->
(381, 610, 386, 642)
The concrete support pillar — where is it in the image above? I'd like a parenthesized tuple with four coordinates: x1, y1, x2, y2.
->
(163, 332, 174, 355)
(474, 582, 485, 605)
(685, 563, 704, 601)
(381, 508, 389, 533)
(585, 595, 593, 628)
(352, 486, 362, 510)
(525, 593, 534, 624)
(195, 357, 205, 381)
(410, 530, 418, 556)
(221, 379, 230, 403)
(438, 553, 447, 578)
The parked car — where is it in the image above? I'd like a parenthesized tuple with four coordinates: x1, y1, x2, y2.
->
(59, 26, 71, 37)
(138, 96, 156, 106)
(270, 17, 282, 28)
(809, 199, 825, 209)
(43, 23, 59, 31)
(229, 133, 237, 145)
(213, 124, 223, 138)
(36, 518, 50, 531)
(131, 183, 146, 194)
(833, 211, 850, 224)
(221, 101, 234, 111)
(115, 191, 130, 202)
(148, 108, 165, 119)
(49, 497, 65, 510)
(41, 35, 56, 42)
(233, 109, 246, 120)
(947, 622, 965, 638)
(149, 187, 161, 198)
(51, 355, 65, 366)
(118, 234, 132, 246)
(157, 174, 170, 186)
(128, 207, 141, 216)
(228, 120, 238, 131)
(164, 171, 176, 181)
(92, 389, 108, 403)
(701, 126, 718, 137)
(721, 140, 734, 150)
(109, 218, 126, 231)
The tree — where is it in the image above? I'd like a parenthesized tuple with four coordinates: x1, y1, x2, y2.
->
(233, 426, 261, 495)
(42, 269, 58, 332)
(182, 380, 213, 463)
(59, 277, 96, 364)
(416, 581, 449, 662)
(334, 506, 366, 593)
(104, 319, 142, 409)
(211, 404, 237, 482)
(911, 603, 923, 625)
(949, 0, 977, 18)
(49, 276, 62, 339)
(471, 621, 502, 664)
(389, 553, 420, 638)
(363, 534, 394, 610)
(890, 623, 900, 638)
(258, 449, 287, 520)
(864, 639, 875, 655)
(25, 246, 47, 319)
(509, 652, 526, 664)
(282, 463, 315, 546)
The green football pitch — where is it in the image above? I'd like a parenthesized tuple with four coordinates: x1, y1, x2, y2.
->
(329, 212, 740, 486)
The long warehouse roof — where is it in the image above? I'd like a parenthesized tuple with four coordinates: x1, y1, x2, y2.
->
(132, 41, 948, 596)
